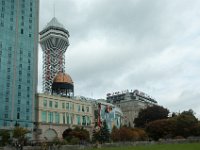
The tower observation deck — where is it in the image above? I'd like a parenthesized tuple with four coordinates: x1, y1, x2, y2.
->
(39, 17, 70, 93)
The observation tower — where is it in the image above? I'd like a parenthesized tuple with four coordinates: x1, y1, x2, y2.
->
(39, 17, 70, 93)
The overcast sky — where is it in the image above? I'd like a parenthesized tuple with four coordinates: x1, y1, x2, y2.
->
(38, 0, 200, 117)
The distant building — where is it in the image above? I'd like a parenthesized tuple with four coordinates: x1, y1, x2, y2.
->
(107, 90, 157, 127)
(0, 0, 39, 129)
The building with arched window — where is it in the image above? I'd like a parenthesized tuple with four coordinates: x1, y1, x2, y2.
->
(34, 93, 94, 140)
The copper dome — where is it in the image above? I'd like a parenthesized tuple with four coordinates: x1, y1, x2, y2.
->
(53, 72, 73, 84)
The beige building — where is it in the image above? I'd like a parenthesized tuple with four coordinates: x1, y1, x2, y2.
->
(34, 93, 94, 141)
(107, 90, 157, 127)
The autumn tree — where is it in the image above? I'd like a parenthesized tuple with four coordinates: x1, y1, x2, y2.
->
(134, 105, 169, 128)
(62, 127, 90, 143)
(175, 110, 198, 137)
(191, 122, 200, 136)
(146, 118, 176, 140)
(146, 109, 199, 140)
(111, 126, 120, 142)
(111, 126, 147, 142)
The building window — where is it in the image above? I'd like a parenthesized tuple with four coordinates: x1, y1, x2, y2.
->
(5, 98, 9, 102)
(5, 106, 8, 111)
(87, 116, 91, 125)
(28, 52, 31, 57)
(86, 107, 89, 112)
(82, 116, 86, 126)
(1, 13, 4, 18)
(4, 114, 8, 119)
(10, 26, 13, 31)
(66, 114, 70, 124)
(78, 105, 81, 112)
(63, 113, 65, 124)
(82, 106, 84, 112)
(77, 115, 81, 125)
(27, 73, 30, 77)
(70, 103, 74, 110)
(66, 103, 69, 110)
(17, 113, 20, 119)
(18, 92, 21, 96)
(62, 103, 65, 109)
(55, 102, 58, 108)
(21, 29, 23, 34)
(48, 112, 53, 123)
(49, 101, 52, 108)
(43, 99, 47, 107)
(41, 111, 47, 122)
(55, 113, 59, 124)
(0, 22, 4, 27)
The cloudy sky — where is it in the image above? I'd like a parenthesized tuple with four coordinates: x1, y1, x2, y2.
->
(38, 0, 200, 117)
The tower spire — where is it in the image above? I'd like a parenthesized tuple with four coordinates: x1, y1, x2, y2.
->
(53, 0, 55, 18)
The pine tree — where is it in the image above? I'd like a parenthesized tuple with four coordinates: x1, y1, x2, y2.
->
(99, 121, 110, 143)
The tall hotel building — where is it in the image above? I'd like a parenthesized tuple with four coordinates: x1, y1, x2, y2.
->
(0, 0, 39, 129)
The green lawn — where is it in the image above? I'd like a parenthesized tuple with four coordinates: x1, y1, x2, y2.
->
(89, 143, 200, 150)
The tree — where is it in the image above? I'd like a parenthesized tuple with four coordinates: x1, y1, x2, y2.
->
(111, 126, 147, 142)
(146, 118, 176, 141)
(98, 121, 110, 143)
(62, 127, 89, 143)
(62, 128, 72, 141)
(111, 126, 120, 142)
(146, 109, 199, 140)
(0, 130, 10, 146)
(175, 110, 198, 137)
(191, 122, 200, 136)
(13, 127, 29, 144)
(134, 105, 169, 128)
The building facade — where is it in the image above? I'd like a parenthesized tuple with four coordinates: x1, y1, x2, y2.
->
(107, 90, 157, 127)
(35, 93, 94, 140)
(39, 17, 70, 94)
(0, 0, 39, 129)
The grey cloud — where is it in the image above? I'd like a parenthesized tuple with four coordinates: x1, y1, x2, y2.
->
(39, 0, 200, 116)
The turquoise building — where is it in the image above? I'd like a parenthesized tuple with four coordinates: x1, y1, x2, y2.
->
(0, 0, 39, 129)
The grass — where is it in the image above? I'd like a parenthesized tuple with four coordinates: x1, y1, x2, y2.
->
(89, 143, 200, 150)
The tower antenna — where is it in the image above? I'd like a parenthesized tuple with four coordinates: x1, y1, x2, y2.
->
(53, 0, 55, 18)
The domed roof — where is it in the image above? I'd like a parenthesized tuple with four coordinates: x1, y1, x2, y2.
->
(45, 17, 65, 29)
(53, 72, 73, 84)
